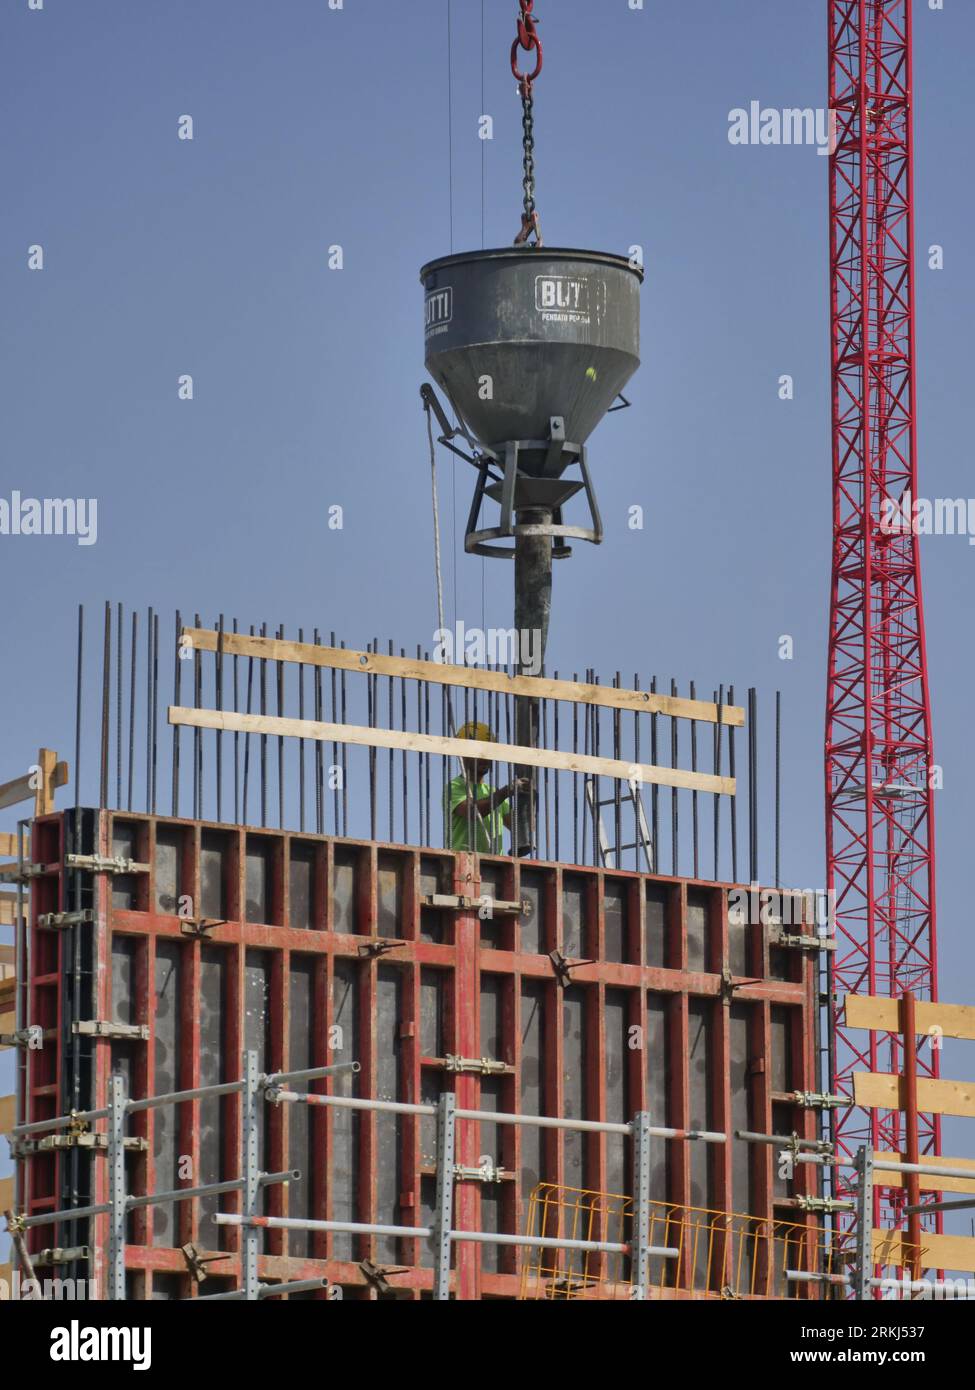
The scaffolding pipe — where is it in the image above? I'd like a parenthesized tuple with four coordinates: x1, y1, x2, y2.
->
(214, 1213, 432, 1239)
(125, 1170, 296, 1212)
(22, 1201, 111, 1229)
(262, 1061, 360, 1087)
(735, 1129, 829, 1151)
(10, 1106, 110, 1138)
(191, 1277, 332, 1303)
(127, 1078, 246, 1113)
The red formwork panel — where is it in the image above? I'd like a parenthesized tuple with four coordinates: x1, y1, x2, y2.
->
(22, 811, 820, 1300)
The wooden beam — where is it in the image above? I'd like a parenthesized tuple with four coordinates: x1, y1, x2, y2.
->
(0, 1095, 14, 1135)
(168, 707, 737, 797)
(876, 1151, 975, 1196)
(847, 993, 975, 1043)
(0, 834, 27, 858)
(872, 1229, 975, 1275)
(181, 628, 746, 728)
(0, 896, 25, 928)
(854, 1071, 975, 1120)
(0, 1011, 14, 1042)
(34, 747, 59, 816)
(0, 1177, 11, 1212)
(0, 978, 14, 1011)
(0, 945, 13, 965)
(0, 754, 68, 815)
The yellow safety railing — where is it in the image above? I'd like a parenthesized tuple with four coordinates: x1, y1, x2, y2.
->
(518, 1185, 843, 1300)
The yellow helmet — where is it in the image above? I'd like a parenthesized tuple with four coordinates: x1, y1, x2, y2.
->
(456, 721, 493, 743)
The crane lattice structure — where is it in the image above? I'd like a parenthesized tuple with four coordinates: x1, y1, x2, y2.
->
(826, 0, 940, 1239)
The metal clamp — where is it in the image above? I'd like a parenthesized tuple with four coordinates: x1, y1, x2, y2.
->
(73, 1020, 150, 1041)
(37, 909, 95, 930)
(358, 939, 405, 959)
(548, 949, 595, 987)
(358, 1260, 409, 1297)
(790, 1090, 850, 1110)
(423, 893, 526, 916)
(0, 1024, 43, 1051)
(453, 1158, 510, 1184)
(768, 928, 836, 953)
(33, 1245, 90, 1268)
(179, 917, 226, 939)
(65, 853, 150, 875)
(721, 967, 764, 996)
(779, 1130, 834, 1160)
(442, 1054, 512, 1076)
(0, 862, 51, 883)
(13, 1133, 148, 1156)
(795, 1195, 856, 1215)
(181, 1242, 230, 1285)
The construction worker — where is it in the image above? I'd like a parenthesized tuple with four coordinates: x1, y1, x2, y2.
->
(447, 721, 529, 853)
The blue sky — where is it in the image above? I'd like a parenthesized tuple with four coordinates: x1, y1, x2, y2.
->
(1, 0, 974, 1254)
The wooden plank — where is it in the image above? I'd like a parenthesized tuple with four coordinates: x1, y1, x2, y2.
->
(0, 895, 26, 927)
(35, 747, 58, 816)
(0, 1011, 14, 1043)
(872, 1229, 975, 1275)
(182, 628, 746, 728)
(0, 945, 13, 965)
(0, 756, 67, 814)
(0, 1095, 14, 1135)
(854, 1071, 975, 1120)
(0, 1176, 11, 1211)
(876, 1151, 975, 1196)
(169, 706, 737, 797)
(0, 834, 27, 857)
(846, 993, 975, 1043)
(0, 773, 35, 813)
(0, 978, 13, 1010)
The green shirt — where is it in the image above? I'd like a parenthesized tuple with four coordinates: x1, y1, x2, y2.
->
(446, 775, 510, 853)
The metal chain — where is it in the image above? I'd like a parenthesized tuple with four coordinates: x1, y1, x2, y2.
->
(511, 1, 543, 245)
(519, 88, 538, 241)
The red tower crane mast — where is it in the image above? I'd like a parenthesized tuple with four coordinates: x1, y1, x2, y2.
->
(826, 0, 940, 1237)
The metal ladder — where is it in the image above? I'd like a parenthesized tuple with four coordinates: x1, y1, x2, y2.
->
(585, 777, 654, 871)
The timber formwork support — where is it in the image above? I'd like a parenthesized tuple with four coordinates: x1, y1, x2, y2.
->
(15, 810, 820, 1300)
